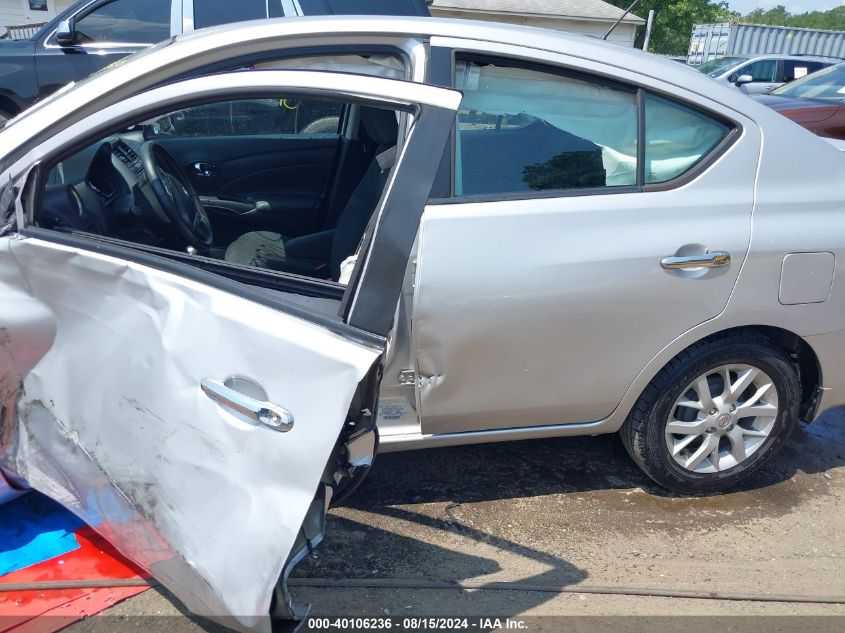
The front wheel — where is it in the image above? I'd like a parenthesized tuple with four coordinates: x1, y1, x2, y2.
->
(620, 333, 801, 494)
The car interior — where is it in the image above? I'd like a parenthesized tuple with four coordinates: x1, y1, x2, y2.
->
(35, 96, 402, 285)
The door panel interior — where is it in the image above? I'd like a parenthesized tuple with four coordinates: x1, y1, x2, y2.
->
(157, 136, 341, 243)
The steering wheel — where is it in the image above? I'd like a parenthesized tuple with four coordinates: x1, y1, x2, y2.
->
(140, 141, 213, 251)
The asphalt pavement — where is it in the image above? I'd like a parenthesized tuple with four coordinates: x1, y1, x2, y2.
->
(66, 407, 845, 631)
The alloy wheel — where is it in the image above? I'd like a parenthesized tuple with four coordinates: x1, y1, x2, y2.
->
(664, 363, 779, 473)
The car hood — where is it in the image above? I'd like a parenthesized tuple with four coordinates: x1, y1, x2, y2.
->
(753, 94, 841, 123)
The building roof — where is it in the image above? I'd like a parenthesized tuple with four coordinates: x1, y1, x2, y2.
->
(430, 0, 646, 25)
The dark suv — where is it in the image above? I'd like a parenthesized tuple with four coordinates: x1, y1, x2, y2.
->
(0, 0, 430, 124)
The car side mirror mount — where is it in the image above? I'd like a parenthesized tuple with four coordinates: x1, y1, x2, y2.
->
(734, 74, 753, 86)
(55, 19, 76, 47)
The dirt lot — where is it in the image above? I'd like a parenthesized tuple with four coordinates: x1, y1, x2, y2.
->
(67, 407, 845, 631)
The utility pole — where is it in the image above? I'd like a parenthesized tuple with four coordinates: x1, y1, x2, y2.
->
(642, 9, 655, 51)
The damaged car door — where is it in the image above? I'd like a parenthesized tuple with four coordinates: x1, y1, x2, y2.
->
(0, 70, 459, 631)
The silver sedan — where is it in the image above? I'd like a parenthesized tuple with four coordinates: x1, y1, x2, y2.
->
(1, 15, 844, 630)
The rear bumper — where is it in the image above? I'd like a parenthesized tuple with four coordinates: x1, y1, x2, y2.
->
(805, 330, 845, 419)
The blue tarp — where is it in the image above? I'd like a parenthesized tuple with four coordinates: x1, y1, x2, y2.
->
(0, 493, 84, 575)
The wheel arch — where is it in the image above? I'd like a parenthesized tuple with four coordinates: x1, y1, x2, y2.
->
(613, 324, 822, 431)
(0, 94, 21, 117)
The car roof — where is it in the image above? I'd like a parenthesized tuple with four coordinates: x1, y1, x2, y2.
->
(177, 15, 725, 96)
(0, 15, 811, 171)
(743, 53, 841, 62)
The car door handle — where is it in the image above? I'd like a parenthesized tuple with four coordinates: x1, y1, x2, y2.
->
(191, 162, 217, 177)
(201, 378, 294, 432)
(660, 251, 731, 270)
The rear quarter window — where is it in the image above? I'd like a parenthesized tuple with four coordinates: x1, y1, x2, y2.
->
(193, 0, 267, 29)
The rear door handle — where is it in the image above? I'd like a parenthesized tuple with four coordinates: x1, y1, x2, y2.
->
(661, 251, 731, 270)
(201, 378, 294, 432)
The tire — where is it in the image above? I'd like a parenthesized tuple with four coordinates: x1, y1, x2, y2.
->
(0, 110, 11, 128)
(620, 332, 801, 494)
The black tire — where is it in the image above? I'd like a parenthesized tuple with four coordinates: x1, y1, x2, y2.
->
(620, 332, 801, 494)
(0, 109, 13, 128)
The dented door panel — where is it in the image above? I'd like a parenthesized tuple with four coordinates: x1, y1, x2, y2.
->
(0, 236, 381, 630)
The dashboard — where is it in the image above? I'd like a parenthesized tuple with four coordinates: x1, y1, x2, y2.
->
(37, 133, 181, 249)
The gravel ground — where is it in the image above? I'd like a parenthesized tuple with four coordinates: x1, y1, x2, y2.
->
(66, 407, 845, 631)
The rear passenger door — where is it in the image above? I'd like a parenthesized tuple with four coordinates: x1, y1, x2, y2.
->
(412, 49, 761, 435)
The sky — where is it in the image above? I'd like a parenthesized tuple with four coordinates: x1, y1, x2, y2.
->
(726, 0, 843, 15)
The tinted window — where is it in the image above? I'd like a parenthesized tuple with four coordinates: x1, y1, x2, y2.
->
(783, 60, 825, 82)
(148, 98, 343, 138)
(454, 59, 638, 197)
(298, 0, 430, 16)
(732, 59, 778, 82)
(772, 62, 845, 100)
(697, 56, 746, 78)
(644, 93, 730, 184)
(194, 0, 266, 29)
(74, 0, 170, 44)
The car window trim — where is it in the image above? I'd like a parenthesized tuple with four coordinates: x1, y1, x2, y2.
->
(19, 87, 419, 332)
(20, 225, 383, 348)
(437, 47, 741, 203)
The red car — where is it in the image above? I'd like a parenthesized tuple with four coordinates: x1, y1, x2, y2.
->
(754, 62, 845, 139)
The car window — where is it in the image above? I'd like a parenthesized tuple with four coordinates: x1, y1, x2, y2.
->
(732, 59, 778, 83)
(146, 98, 344, 138)
(644, 93, 731, 184)
(771, 62, 845, 100)
(193, 0, 267, 30)
(696, 56, 747, 78)
(38, 96, 400, 284)
(74, 0, 170, 44)
(782, 60, 825, 82)
(453, 59, 638, 197)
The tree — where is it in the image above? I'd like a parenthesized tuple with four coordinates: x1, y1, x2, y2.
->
(741, 5, 845, 30)
(608, 1, 737, 55)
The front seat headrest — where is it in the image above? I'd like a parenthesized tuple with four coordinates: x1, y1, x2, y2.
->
(360, 107, 399, 146)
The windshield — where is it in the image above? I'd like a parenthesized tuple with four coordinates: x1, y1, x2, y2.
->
(696, 56, 746, 77)
(771, 62, 845, 101)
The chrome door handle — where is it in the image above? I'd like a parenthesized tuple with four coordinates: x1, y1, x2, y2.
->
(201, 378, 294, 432)
(660, 251, 731, 270)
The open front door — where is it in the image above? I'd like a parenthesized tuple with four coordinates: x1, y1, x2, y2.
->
(0, 70, 460, 631)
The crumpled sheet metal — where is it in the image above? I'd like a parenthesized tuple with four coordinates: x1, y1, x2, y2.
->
(0, 236, 380, 631)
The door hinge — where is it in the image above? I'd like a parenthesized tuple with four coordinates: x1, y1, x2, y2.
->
(398, 369, 416, 385)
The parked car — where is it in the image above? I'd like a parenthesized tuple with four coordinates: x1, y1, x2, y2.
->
(754, 62, 845, 140)
(0, 0, 430, 125)
(2, 15, 845, 630)
(695, 53, 837, 94)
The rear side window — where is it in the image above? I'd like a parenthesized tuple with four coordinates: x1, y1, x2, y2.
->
(193, 0, 267, 29)
(783, 60, 825, 82)
(453, 57, 733, 198)
(644, 94, 731, 184)
(74, 0, 170, 44)
(298, 0, 430, 16)
(454, 59, 638, 196)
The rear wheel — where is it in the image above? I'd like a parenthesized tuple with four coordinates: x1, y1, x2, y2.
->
(620, 333, 800, 494)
